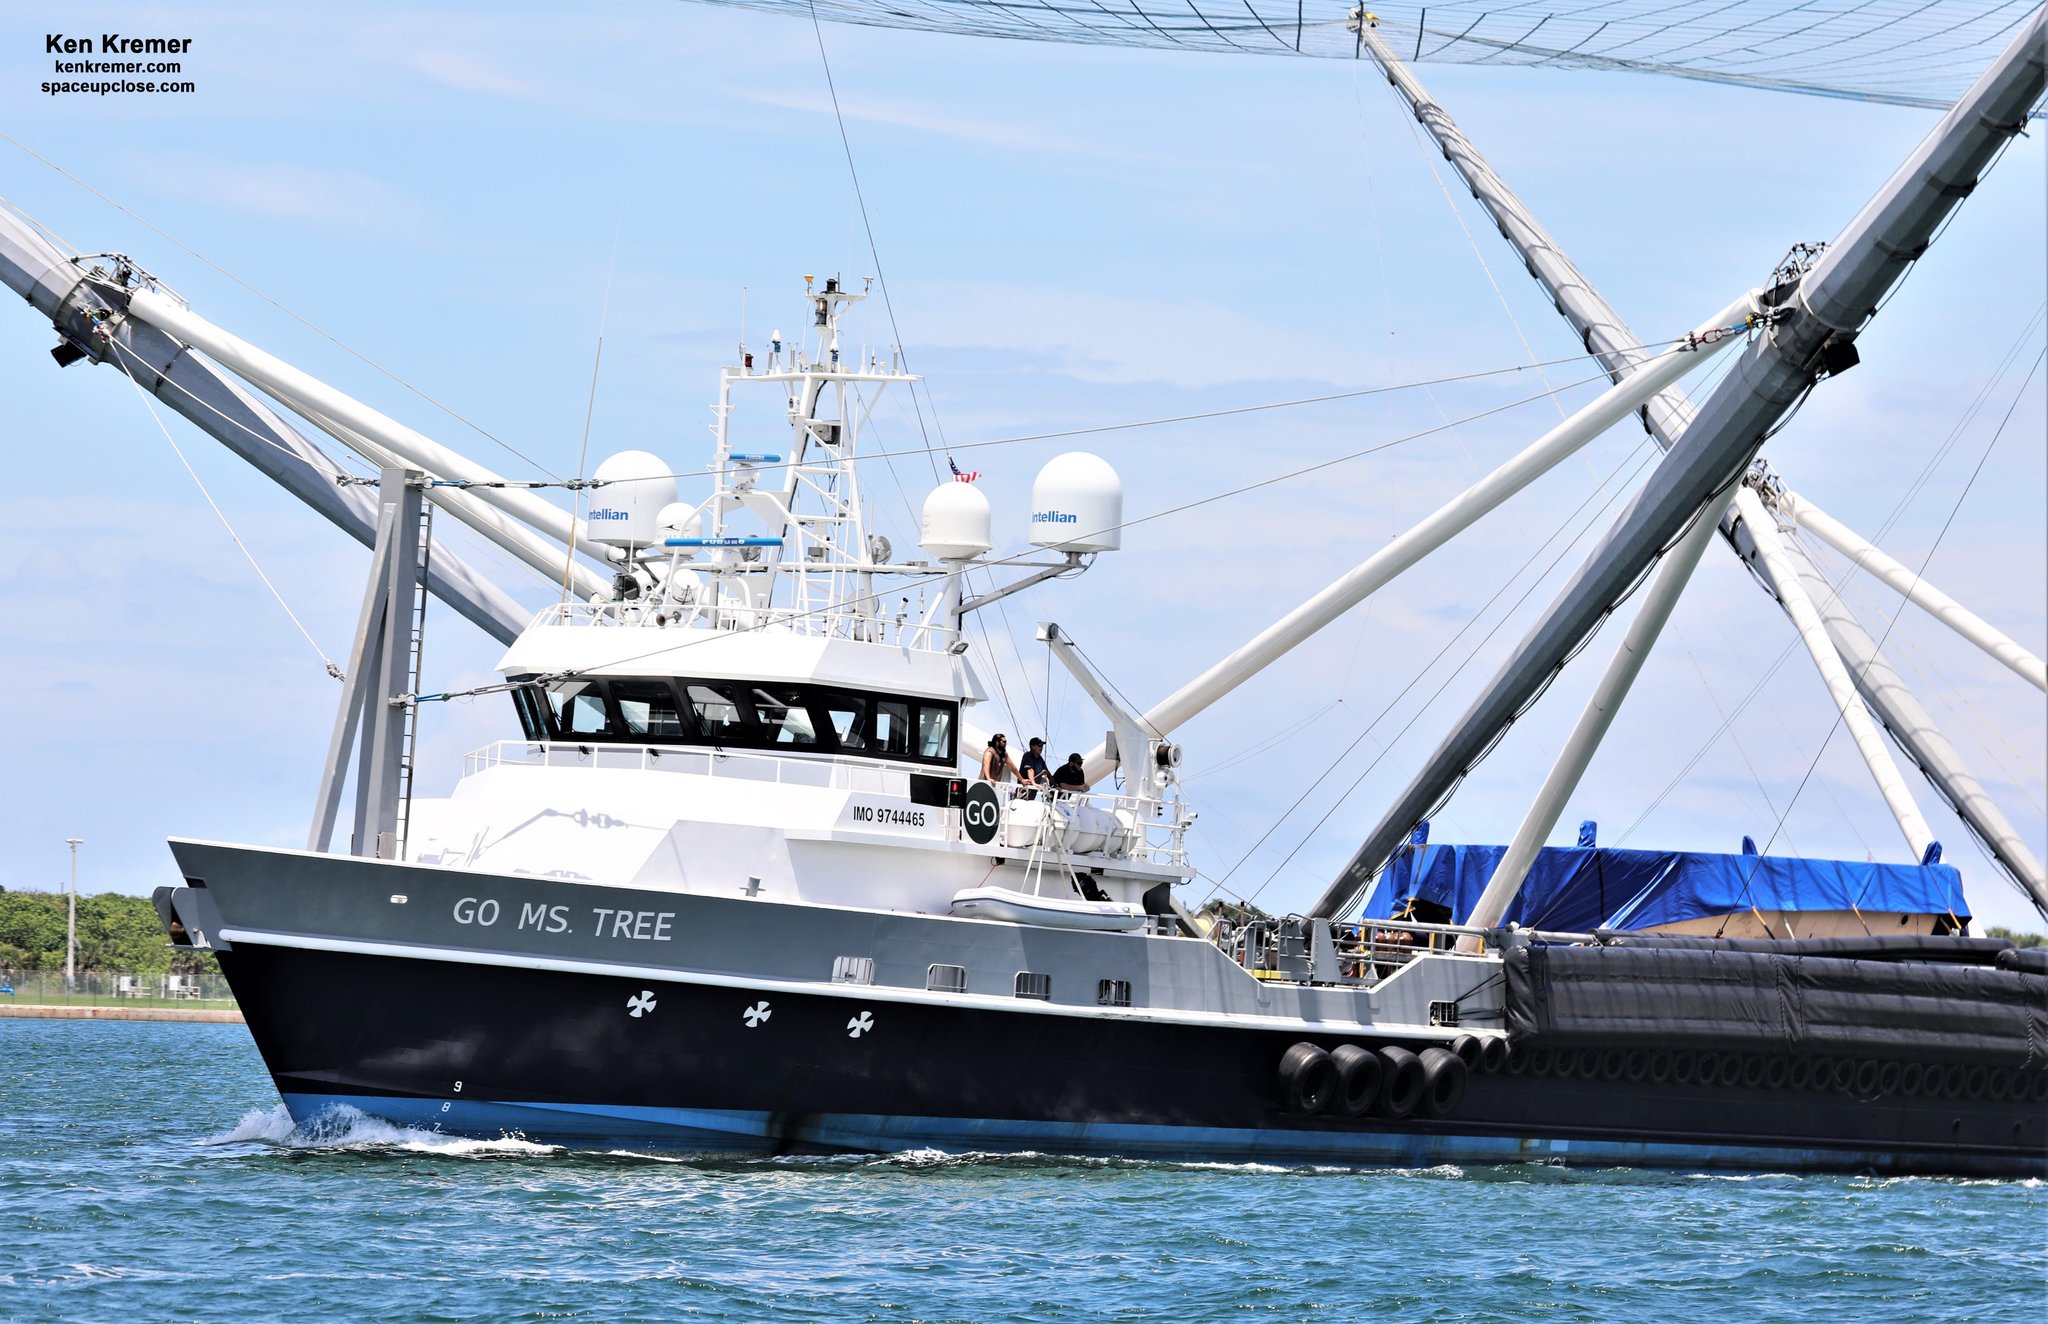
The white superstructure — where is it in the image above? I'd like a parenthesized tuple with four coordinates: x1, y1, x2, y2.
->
(403, 277, 1191, 926)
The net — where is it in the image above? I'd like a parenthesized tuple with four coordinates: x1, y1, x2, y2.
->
(690, 0, 2043, 111)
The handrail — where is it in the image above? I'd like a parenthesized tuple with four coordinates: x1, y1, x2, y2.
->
(461, 740, 1194, 867)
(528, 600, 959, 652)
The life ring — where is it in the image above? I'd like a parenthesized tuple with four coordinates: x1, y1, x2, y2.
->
(1417, 1046, 1468, 1117)
(1328, 1044, 1382, 1119)
(1450, 1034, 1482, 1068)
(1479, 1037, 1510, 1074)
(1275, 1042, 1336, 1115)
(1376, 1045, 1425, 1118)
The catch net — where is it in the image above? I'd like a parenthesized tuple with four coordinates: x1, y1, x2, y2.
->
(691, 1, 2042, 111)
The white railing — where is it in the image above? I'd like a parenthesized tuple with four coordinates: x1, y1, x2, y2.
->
(996, 788, 1193, 869)
(463, 740, 901, 793)
(458, 741, 1193, 866)
(529, 600, 959, 653)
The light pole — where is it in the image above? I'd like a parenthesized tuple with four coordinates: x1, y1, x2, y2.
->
(63, 838, 82, 995)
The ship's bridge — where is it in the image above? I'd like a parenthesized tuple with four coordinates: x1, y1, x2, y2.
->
(493, 604, 986, 770)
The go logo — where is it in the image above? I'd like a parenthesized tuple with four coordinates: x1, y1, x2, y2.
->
(962, 781, 1002, 845)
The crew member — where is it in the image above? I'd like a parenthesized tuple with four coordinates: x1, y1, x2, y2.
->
(979, 734, 1021, 785)
(1018, 737, 1050, 797)
(1049, 752, 1087, 795)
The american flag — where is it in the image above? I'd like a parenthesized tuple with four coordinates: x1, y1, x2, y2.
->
(949, 456, 980, 483)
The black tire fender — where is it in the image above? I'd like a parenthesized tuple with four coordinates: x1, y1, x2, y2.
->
(1450, 1034, 1482, 1068)
(1276, 1042, 1336, 1115)
(1417, 1046, 1468, 1118)
(1478, 1037, 1510, 1074)
(1328, 1044, 1382, 1118)
(1377, 1045, 1425, 1118)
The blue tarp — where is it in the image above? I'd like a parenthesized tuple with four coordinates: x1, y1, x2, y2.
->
(1360, 823, 1969, 930)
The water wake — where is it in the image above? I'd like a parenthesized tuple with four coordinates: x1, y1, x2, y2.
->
(199, 1103, 561, 1158)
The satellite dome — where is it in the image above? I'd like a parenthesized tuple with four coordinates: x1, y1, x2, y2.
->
(587, 451, 679, 548)
(1029, 452, 1122, 553)
(920, 481, 993, 561)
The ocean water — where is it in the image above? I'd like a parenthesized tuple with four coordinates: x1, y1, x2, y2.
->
(2, 1021, 2041, 1323)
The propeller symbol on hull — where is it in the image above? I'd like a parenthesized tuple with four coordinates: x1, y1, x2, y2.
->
(626, 990, 658, 1018)
(743, 1000, 772, 1027)
(846, 1010, 875, 1038)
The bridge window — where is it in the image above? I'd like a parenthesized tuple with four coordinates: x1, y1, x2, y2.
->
(512, 676, 958, 766)
(614, 680, 687, 739)
(685, 682, 750, 741)
(751, 686, 819, 747)
(546, 680, 612, 737)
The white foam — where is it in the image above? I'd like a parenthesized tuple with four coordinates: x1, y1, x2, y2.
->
(198, 1103, 561, 1158)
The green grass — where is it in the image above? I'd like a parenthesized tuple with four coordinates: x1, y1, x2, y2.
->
(1, 993, 238, 1011)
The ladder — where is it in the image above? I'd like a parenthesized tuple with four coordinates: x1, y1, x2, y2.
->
(392, 502, 433, 857)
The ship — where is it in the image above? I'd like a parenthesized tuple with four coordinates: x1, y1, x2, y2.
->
(5, 6, 2045, 1176)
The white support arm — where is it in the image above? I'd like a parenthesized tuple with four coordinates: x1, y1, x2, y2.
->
(126, 287, 609, 565)
(1780, 489, 2046, 693)
(1467, 488, 1736, 937)
(290, 402, 608, 599)
(1742, 487, 1935, 859)
(1084, 290, 1756, 783)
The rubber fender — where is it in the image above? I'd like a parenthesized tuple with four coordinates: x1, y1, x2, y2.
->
(1716, 1054, 1746, 1089)
(1623, 1051, 1650, 1085)
(1417, 1046, 1468, 1118)
(1852, 1059, 1881, 1095)
(1275, 1042, 1335, 1115)
(1376, 1046, 1425, 1118)
(1830, 1058, 1858, 1092)
(1940, 1062, 1970, 1099)
(1740, 1054, 1769, 1089)
(1763, 1056, 1790, 1090)
(1327, 1044, 1381, 1119)
(2030, 1072, 2048, 1104)
(1449, 1034, 1481, 1068)
(1876, 1061, 1902, 1096)
(1964, 1064, 1990, 1098)
(1478, 1036, 1509, 1074)
(1600, 1047, 1629, 1082)
(1787, 1055, 1814, 1091)
(1574, 1049, 1603, 1081)
(1646, 1049, 1674, 1085)
(1671, 1051, 1699, 1086)
(1898, 1061, 1927, 1096)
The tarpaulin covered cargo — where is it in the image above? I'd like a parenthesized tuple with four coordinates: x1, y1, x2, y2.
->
(1360, 822, 1969, 931)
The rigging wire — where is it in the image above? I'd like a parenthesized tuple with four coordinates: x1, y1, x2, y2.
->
(408, 361, 1622, 701)
(1717, 345, 2045, 925)
(112, 348, 343, 679)
(1216, 424, 1668, 903)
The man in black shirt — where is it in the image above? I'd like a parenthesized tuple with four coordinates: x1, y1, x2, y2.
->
(1019, 737, 1050, 796)
(1049, 752, 1086, 796)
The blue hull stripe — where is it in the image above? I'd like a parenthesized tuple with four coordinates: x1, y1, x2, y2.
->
(279, 1093, 2034, 1175)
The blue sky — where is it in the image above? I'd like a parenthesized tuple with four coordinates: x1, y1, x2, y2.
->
(1, 1, 2042, 929)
